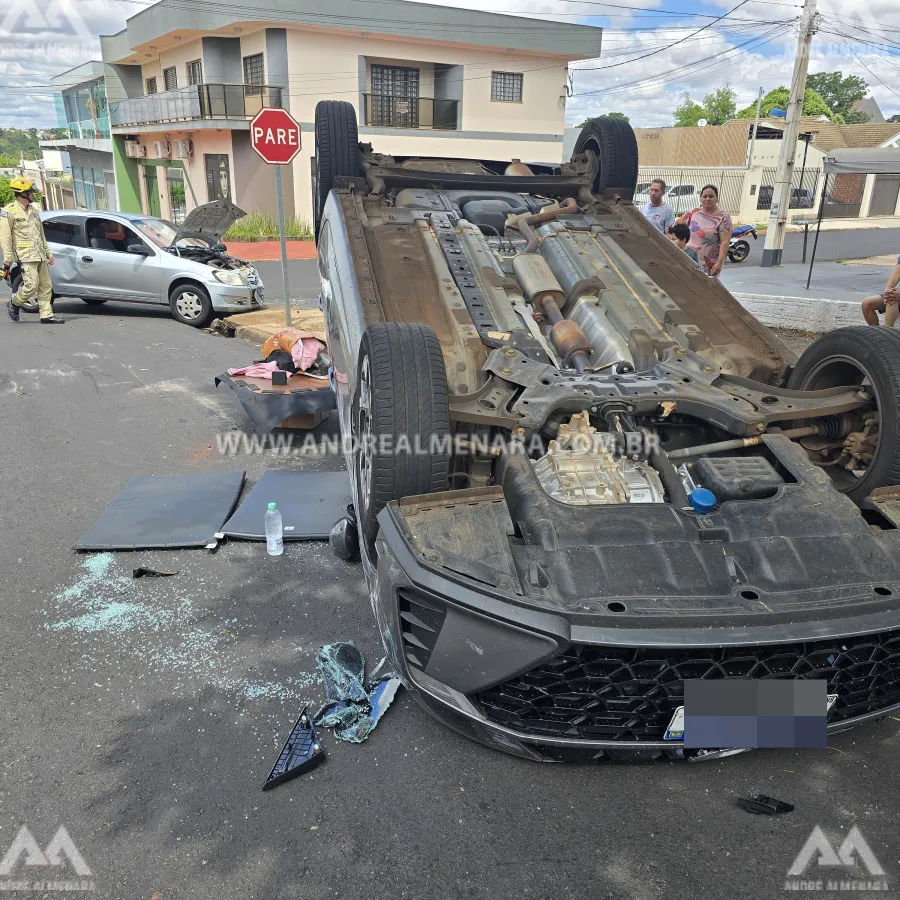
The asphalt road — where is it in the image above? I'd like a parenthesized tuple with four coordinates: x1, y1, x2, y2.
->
(252, 228, 900, 303)
(1, 299, 899, 900)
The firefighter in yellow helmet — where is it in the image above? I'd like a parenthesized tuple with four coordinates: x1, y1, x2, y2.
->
(1, 176, 64, 324)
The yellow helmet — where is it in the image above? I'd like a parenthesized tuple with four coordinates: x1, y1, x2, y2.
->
(9, 176, 34, 193)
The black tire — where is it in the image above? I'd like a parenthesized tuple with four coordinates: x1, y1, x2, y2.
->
(352, 323, 449, 550)
(169, 284, 213, 327)
(730, 240, 750, 263)
(787, 326, 900, 503)
(573, 116, 639, 196)
(314, 100, 361, 242)
(82, 298, 108, 306)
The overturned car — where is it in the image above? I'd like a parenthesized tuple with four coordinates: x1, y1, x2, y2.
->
(315, 100, 900, 761)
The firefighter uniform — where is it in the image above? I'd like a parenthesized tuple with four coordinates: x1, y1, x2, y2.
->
(1, 199, 55, 319)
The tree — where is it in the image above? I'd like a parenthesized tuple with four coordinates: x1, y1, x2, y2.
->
(843, 110, 871, 124)
(806, 72, 868, 119)
(577, 111, 630, 126)
(736, 86, 831, 119)
(673, 86, 736, 126)
(673, 93, 706, 127)
(702, 85, 737, 125)
(890, 114, 900, 124)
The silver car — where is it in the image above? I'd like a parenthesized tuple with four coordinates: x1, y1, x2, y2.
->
(11, 201, 264, 327)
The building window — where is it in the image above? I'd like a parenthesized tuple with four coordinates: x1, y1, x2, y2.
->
(187, 59, 203, 86)
(163, 67, 177, 91)
(146, 77, 158, 95)
(491, 71, 523, 103)
(205, 154, 231, 203)
(369, 64, 420, 128)
(243, 53, 264, 95)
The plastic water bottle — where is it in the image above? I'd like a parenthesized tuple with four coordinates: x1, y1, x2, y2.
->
(265, 502, 284, 556)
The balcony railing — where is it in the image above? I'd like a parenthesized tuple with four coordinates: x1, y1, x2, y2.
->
(363, 94, 458, 130)
(111, 83, 283, 128)
(66, 117, 111, 139)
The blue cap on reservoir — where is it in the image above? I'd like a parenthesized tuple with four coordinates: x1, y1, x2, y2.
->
(689, 487, 717, 514)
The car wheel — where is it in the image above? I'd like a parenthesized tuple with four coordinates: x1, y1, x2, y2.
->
(573, 116, 639, 197)
(82, 298, 108, 306)
(352, 323, 449, 551)
(787, 326, 900, 504)
(730, 240, 750, 263)
(169, 285, 213, 327)
(314, 99, 361, 242)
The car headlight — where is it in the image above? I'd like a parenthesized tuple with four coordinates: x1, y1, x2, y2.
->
(213, 269, 247, 286)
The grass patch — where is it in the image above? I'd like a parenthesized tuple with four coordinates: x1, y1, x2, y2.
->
(224, 209, 313, 242)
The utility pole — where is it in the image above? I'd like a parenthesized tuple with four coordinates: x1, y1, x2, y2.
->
(746, 87, 764, 166)
(761, 0, 818, 267)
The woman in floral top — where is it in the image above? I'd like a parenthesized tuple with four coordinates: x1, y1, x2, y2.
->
(675, 185, 733, 277)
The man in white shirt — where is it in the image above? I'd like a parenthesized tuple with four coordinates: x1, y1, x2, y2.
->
(641, 179, 675, 234)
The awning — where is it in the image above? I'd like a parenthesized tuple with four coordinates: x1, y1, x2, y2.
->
(823, 148, 900, 175)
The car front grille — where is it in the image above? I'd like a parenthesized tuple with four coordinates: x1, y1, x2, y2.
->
(474, 631, 900, 742)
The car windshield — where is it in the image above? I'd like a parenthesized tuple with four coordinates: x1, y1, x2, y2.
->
(130, 218, 207, 249)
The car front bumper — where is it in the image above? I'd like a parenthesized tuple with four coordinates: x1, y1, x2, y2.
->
(209, 282, 265, 312)
(370, 439, 900, 762)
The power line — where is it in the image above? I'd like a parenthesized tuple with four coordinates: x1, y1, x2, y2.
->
(574, 22, 790, 96)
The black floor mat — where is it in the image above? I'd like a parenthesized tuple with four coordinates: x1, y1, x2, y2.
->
(74, 472, 246, 550)
(222, 470, 351, 541)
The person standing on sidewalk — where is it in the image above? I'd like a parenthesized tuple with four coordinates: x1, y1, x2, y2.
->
(640, 179, 675, 234)
(1, 177, 64, 325)
(861, 255, 900, 327)
(675, 185, 733, 278)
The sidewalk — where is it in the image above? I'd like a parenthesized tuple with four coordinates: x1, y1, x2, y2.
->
(785, 215, 900, 233)
(224, 307, 326, 347)
(225, 240, 316, 261)
(721, 261, 893, 331)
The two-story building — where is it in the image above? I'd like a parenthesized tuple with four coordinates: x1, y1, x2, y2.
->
(39, 61, 117, 211)
(99, 0, 602, 226)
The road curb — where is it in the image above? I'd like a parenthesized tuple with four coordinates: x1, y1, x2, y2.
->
(733, 292, 860, 332)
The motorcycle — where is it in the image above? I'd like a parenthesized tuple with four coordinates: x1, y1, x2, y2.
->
(728, 224, 757, 263)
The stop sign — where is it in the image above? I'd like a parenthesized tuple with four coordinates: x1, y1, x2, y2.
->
(250, 108, 302, 165)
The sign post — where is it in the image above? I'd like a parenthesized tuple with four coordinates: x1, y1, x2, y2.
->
(250, 107, 303, 326)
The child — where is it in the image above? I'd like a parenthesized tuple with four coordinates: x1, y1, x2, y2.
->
(669, 223, 699, 264)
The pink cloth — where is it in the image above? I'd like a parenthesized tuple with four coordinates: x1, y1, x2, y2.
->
(227, 361, 290, 379)
(292, 337, 325, 373)
(683, 207, 733, 275)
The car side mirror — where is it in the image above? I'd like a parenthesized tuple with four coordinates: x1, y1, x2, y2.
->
(128, 244, 151, 256)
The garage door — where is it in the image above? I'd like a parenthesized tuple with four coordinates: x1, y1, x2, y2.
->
(870, 175, 900, 217)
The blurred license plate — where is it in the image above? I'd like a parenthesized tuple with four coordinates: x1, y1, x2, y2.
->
(664, 693, 838, 743)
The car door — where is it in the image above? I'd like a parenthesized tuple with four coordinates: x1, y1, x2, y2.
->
(77, 217, 160, 302)
(41, 215, 87, 297)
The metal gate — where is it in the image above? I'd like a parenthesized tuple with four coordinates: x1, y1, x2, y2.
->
(371, 64, 420, 128)
(755, 166, 820, 211)
(869, 175, 900, 217)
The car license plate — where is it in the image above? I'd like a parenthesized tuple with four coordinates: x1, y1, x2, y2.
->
(664, 693, 838, 743)
(664, 707, 684, 741)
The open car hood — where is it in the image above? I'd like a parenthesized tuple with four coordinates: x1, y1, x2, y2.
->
(170, 200, 247, 246)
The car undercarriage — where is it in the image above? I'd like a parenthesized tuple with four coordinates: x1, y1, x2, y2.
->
(315, 101, 900, 760)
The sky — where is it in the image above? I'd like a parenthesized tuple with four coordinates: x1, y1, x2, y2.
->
(0, 0, 898, 132)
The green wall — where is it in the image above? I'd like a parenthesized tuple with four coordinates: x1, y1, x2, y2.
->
(112, 136, 141, 213)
